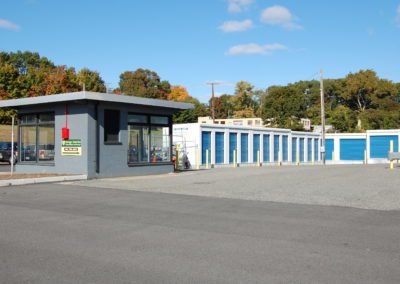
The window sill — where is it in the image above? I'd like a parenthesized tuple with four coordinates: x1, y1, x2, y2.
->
(18, 162, 55, 166)
(104, 142, 123, 145)
(128, 162, 173, 167)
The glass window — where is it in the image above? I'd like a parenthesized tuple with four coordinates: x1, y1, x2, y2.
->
(128, 114, 148, 124)
(150, 127, 170, 163)
(39, 113, 55, 123)
(150, 116, 169, 125)
(20, 126, 37, 162)
(127, 113, 171, 164)
(19, 113, 55, 163)
(128, 126, 149, 163)
(104, 110, 120, 143)
(38, 125, 55, 161)
(20, 114, 36, 125)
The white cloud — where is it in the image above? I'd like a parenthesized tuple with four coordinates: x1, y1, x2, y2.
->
(396, 4, 400, 26)
(227, 43, 287, 55)
(260, 5, 302, 30)
(228, 0, 254, 13)
(0, 19, 20, 31)
(219, 19, 253, 32)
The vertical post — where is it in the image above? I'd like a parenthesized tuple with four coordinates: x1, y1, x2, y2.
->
(206, 149, 209, 169)
(196, 147, 200, 170)
(390, 140, 394, 170)
(364, 150, 367, 165)
(257, 150, 260, 167)
(233, 149, 237, 168)
(312, 149, 315, 165)
(320, 69, 326, 165)
(278, 150, 282, 166)
(332, 151, 335, 163)
(211, 84, 215, 124)
(175, 146, 179, 170)
(11, 115, 15, 176)
(296, 151, 299, 166)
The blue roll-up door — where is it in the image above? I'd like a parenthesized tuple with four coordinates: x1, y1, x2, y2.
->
(229, 133, 237, 164)
(307, 138, 312, 161)
(274, 135, 280, 162)
(340, 139, 366, 160)
(326, 139, 334, 160)
(253, 134, 260, 163)
(215, 132, 224, 164)
(370, 135, 399, 158)
(300, 138, 305, 162)
(292, 137, 297, 163)
(202, 131, 211, 164)
(314, 139, 319, 161)
(283, 135, 288, 161)
(241, 133, 248, 163)
(263, 134, 270, 163)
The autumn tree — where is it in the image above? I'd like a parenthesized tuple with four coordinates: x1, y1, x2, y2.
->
(168, 86, 190, 102)
(119, 68, 171, 99)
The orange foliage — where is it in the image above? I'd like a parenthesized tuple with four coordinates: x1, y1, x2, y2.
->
(167, 86, 190, 102)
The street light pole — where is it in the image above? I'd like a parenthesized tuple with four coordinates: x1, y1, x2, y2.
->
(320, 69, 326, 165)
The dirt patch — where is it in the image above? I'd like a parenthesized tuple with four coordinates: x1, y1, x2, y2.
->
(0, 173, 72, 180)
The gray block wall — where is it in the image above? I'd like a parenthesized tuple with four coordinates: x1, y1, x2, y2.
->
(15, 101, 176, 178)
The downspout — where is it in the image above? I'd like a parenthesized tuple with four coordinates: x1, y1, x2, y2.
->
(94, 102, 100, 174)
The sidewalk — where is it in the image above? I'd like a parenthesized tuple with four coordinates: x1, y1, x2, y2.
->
(0, 173, 87, 187)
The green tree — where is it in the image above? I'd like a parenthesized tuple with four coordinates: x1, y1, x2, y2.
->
(119, 68, 171, 99)
(76, 68, 106, 92)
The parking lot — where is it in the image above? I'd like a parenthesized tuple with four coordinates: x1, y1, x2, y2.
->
(1, 164, 400, 283)
(71, 164, 400, 211)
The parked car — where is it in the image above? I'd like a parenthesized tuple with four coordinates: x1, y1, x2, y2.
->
(38, 144, 55, 161)
(20, 145, 36, 162)
(0, 142, 18, 165)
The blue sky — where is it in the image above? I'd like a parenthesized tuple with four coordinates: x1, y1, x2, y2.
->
(1, 0, 400, 102)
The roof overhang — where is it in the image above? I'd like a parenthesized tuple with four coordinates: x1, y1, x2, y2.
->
(0, 91, 193, 110)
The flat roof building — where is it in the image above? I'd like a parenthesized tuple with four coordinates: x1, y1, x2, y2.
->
(0, 91, 192, 178)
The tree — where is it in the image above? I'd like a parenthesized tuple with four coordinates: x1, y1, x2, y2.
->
(119, 68, 171, 99)
(173, 97, 210, 124)
(167, 86, 190, 102)
(209, 94, 234, 119)
(327, 105, 357, 132)
(76, 68, 106, 92)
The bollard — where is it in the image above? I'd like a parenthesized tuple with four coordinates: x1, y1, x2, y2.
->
(332, 151, 335, 162)
(196, 148, 200, 170)
(364, 150, 367, 165)
(175, 149, 179, 170)
(278, 150, 282, 166)
(312, 151, 315, 165)
(390, 140, 394, 170)
(233, 149, 237, 168)
(206, 149, 209, 169)
(296, 151, 299, 166)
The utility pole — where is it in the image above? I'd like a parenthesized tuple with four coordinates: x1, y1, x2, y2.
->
(320, 69, 326, 165)
(206, 82, 221, 124)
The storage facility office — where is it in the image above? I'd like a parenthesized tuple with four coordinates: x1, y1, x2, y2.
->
(0, 91, 192, 178)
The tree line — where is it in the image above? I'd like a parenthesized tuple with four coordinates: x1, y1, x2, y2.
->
(1, 51, 399, 132)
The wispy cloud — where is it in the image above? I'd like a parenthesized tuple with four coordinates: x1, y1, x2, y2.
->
(227, 43, 287, 56)
(396, 4, 400, 26)
(260, 5, 302, 30)
(228, 0, 254, 13)
(219, 19, 253, 32)
(0, 19, 20, 31)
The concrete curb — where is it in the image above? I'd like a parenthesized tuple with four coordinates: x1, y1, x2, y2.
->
(0, 175, 88, 187)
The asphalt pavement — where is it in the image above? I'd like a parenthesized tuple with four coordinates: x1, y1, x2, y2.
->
(1, 183, 399, 284)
